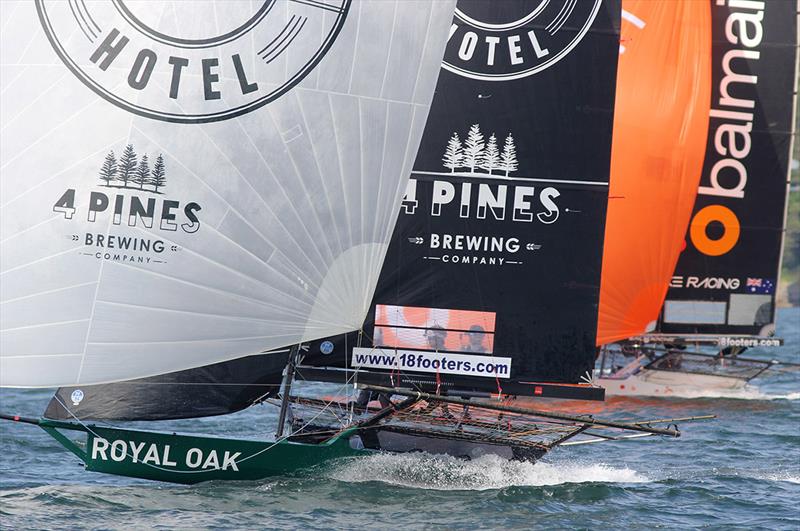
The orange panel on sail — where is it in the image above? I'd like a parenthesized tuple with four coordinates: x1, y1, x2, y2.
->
(374, 304, 496, 354)
(374, 304, 496, 333)
(597, 0, 712, 345)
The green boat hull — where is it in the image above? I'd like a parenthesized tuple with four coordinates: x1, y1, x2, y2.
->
(39, 419, 366, 485)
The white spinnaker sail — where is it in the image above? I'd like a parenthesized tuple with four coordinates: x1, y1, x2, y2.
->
(0, 0, 455, 387)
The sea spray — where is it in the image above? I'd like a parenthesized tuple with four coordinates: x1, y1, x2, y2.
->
(327, 453, 649, 491)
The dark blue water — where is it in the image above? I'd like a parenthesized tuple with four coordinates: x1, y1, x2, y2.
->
(2, 308, 798, 530)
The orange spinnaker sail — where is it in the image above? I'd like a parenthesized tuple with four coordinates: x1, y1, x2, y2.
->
(597, 0, 712, 345)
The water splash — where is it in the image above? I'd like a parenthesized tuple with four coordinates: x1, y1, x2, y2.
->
(646, 388, 800, 401)
(771, 391, 800, 401)
(754, 472, 800, 484)
(328, 453, 649, 491)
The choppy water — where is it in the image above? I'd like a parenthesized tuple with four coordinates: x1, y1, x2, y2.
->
(1, 308, 798, 530)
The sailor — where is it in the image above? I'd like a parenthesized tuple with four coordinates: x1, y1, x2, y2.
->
(461, 325, 487, 353)
(754, 302, 771, 325)
(354, 389, 392, 410)
(424, 325, 447, 351)
(420, 325, 457, 420)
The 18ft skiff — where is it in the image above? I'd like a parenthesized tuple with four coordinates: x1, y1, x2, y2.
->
(1, 0, 713, 483)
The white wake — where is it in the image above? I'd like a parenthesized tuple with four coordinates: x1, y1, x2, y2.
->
(644, 388, 800, 401)
(753, 472, 800, 484)
(328, 453, 649, 491)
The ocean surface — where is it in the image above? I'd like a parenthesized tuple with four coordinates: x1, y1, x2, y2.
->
(1, 308, 798, 530)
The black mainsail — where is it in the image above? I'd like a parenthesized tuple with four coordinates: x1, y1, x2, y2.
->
(302, 0, 621, 391)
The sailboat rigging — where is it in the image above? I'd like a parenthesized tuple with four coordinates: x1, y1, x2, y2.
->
(1, 0, 714, 484)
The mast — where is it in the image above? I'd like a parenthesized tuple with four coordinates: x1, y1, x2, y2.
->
(276, 345, 301, 439)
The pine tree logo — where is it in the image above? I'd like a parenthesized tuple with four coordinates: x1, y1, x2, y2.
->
(442, 133, 464, 172)
(98, 146, 167, 194)
(150, 155, 167, 194)
(133, 154, 150, 189)
(99, 151, 117, 186)
(441, 124, 518, 176)
(481, 134, 499, 173)
(462, 124, 485, 172)
(118, 144, 138, 188)
(500, 134, 518, 176)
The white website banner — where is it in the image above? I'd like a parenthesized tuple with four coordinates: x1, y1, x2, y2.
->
(351, 347, 512, 379)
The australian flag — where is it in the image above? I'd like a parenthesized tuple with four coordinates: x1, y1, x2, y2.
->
(746, 278, 774, 294)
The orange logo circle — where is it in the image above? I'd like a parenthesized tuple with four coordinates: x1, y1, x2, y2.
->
(689, 205, 740, 256)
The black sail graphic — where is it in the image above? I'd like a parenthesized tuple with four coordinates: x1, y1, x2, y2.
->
(45, 351, 288, 421)
(658, 1, 797, 337)
(307, 0, 622, 386)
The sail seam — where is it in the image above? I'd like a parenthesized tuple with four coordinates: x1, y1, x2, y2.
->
(267, 98, 338, 266)
(366, 100, 392, 310)
(91, 299, 314, 324)
(2, 353, 84, 359)
(377, 1, 399, 99)
(346, 1, 363, 94)
(409, 2, 436, 104)
(0, 69, 69, 138)
(132, 87, 328, 281)
(2, 319, 89, 333)
(295, 91, 345, 260)
(0, 132, 128, 209)
(327, 92, 354, 272)
(0, 281, 98, 305)
(103, 238, 318, 317)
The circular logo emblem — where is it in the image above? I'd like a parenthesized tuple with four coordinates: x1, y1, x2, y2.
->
(70, 389, 85, 405)
(320, 340, 334, 355)
(35, 0, 351, 123)
(443, 0, 602, 81)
